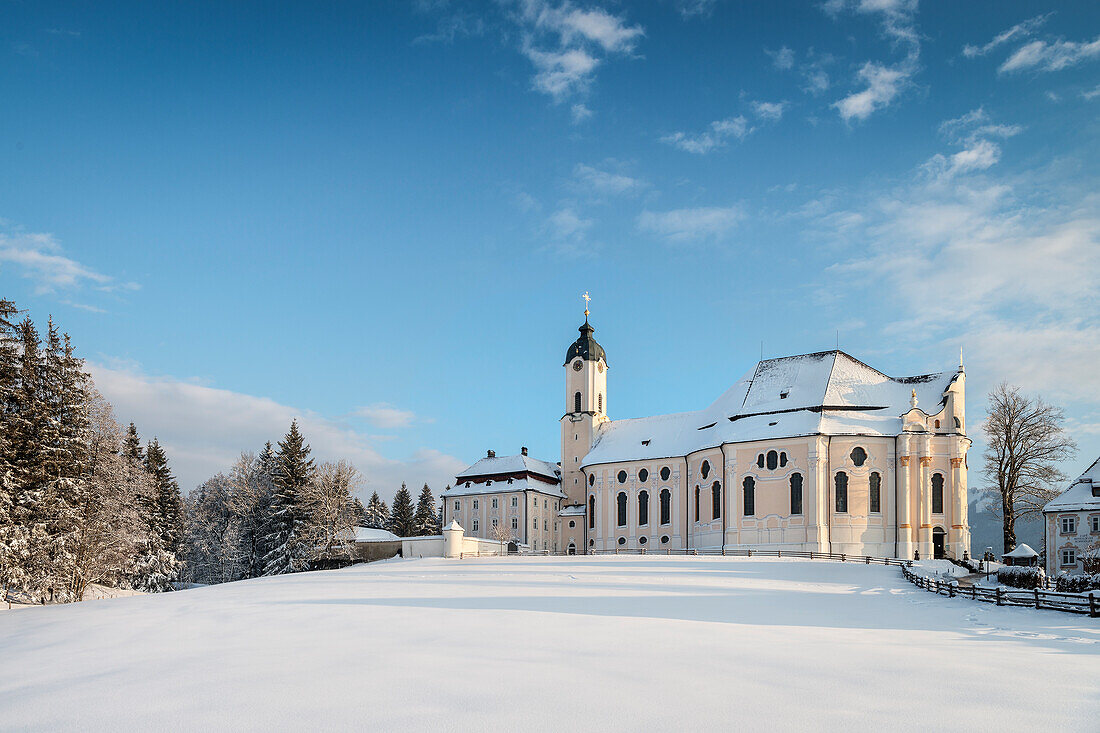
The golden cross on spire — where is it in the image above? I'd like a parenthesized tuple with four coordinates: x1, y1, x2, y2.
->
(582, 291, 591, 318)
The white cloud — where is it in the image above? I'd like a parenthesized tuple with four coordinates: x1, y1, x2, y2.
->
(572, 163, 646, 196)
(751, 100, 787, 121)
(1083, 84, 1100, 101)
(675, 0, 719, 17)
(962, 14, 1049, 58)
(0, 226, 136, 296)
(660, 116, 751, 154)
(88, 363, 466, 500)
(353, 403, 417, 429)
(547, 207, 592, 239)
(766, 46, 795, 70)
(513, 1, 643, 101)
(999, 35, 1100, 73)
(833, 62, 909, 122)
(570, 102, 593, 122)
(923, 108, 1023, 180)
(637, 205, 742, 242)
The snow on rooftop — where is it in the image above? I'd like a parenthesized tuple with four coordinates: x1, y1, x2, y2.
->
(455, 453, 561, 482)
(583, 351, 958, 468)
(442, 477, 566, 499)
(352, 527, 400, 543)
(1044, 456, 1100, 512)
(1003, 543, 1039, 558)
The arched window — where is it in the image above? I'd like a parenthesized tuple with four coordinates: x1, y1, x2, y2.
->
(598, 393, 603, 412)
(712, 481, 721, 520)
(694, 486, 700, 522)
(790, 473, 803, 515)
(617, 470, 627, 484)
(835, 472, 848, 513)
(616, 492, 627, 526)
(870, 472, 882, 513)
(588, 474, 595, 486)
(756, 454, 765, 468)
(638, 468, 649, 483)
(850, 447, 867, 466)
(934, 419, 940, 429)
(743, 476, 755, 516)
(660, 466, 671, 481)
(953, 416, 961, 429)
(701, 460, 711, 479)
(766, 450, 778, 470)
(638, 490, 649, 525)
(660, 489, 671, 525)
(574, 391, 582, 413)
(588, 495, 595, 529)
(932, 473, 944, 514)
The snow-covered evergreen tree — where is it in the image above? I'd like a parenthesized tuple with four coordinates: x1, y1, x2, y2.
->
(387, 483, 415, 537)
(262, 421, 315, 575)
(413, 484, 440, 536)
(364, 491, 387, 529)
(131, 438, 183, 592)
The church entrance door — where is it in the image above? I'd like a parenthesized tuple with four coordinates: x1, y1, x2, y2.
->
(932, 528, 946, 559)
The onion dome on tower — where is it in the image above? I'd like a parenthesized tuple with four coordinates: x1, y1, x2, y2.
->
(564, 316, 606, 366)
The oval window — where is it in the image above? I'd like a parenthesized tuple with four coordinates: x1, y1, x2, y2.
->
(568, 520, 576, 528)
(589, 474, 595, 486)
(639, 536, 648, 545)
(617, 537, 626, 545)
(638, 468, 649, 483)
(660, 466, 671, 481)
(660, 535, 670, 544)
(757, 454, 765, 468)
(617, 470, 628, 484)
(701, 460, 711, 479)
(780, 452, 788, 467)
(850, 447, 867, 467)
(766, 450, 778, 470)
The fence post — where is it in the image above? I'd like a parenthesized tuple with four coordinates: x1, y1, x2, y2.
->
(1091, 594, 1098, 618)
(1034, 587, 1041, 609)
(748, 549, 752, 557)
(841, 554, 846, 562)
(809, 551, 814, 560)
(949, 583, 955, 598)
(996, 587, 1003, 606)
(777, 549, 781, 558)
(865, 555, 870, 564)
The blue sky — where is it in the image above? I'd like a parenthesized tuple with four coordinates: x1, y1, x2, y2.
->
(2, 0, 1098, 499)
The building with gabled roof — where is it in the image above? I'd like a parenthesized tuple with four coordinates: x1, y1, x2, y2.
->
(1042, 457, 1100, 575)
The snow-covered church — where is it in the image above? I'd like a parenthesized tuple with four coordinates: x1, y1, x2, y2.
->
(445, 305, 972, 560)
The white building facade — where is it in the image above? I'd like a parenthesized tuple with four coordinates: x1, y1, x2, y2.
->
(1042, 457, 1100, 576)
(563, 314, 972, 560)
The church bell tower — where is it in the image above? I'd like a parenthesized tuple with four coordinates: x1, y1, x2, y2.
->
(560, 294, 608, 506)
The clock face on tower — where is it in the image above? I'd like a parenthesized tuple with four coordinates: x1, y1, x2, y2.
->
(572, 360, 583, 371)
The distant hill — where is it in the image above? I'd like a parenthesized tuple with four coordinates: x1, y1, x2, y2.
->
(969, 500, 1042, 559)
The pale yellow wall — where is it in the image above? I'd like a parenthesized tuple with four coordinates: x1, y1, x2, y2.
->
(1044, 510, 1100, 575)
(444, 490, 563, 549)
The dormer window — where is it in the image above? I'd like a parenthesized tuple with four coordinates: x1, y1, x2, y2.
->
(641, 439, 651, 446)
(780, 390, 789, 399)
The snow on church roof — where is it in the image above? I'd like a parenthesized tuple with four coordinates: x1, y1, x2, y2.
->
(1043, 456, 1100, 513)
(582, 350, 958, 468)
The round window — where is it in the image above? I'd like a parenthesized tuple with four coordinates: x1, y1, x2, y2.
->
(638, 468, 649, 483)
(701, 460, 710, 479)
(660, 535, 670, 544)
(568, 520, 576, 528)
(660, 466, 671, 481)
(617, 470, 627, 483)
(617, 537, 626, 545)
(639, 536, 648, 545)
(851, 447, 867, 467)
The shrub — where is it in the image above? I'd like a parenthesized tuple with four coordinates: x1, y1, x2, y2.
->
(1054, 572, 1100, 594)
(997, 565, 1045, 589)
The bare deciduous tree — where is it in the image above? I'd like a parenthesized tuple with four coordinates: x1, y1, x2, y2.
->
(489, 520, 512, 555)
(982, 383, 1077, 552)
(299, 460, 361, 564)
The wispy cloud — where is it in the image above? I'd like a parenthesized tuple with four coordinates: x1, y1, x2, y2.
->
(834, 62, 909, 122)
(413, 11, 486, 45)
(88, 362, 465, 498)
(1083, 84, 1100, 101)
(570, 102, 593, 122)
(962, 14, 1049, 58)
(547, 206, 593, 239)
(751, 100, 787, 121)
(571, 163, 646, 196)
(922, 108, 1022, 179)
(637, 205, 742, 242)
(660, 116, 751, 154)
(0, 225, 138, 296)
(766, 46, 794, 70)
(829, 0, 920, 122)
(512, 0, 643, 102)
(353, 403, 418, 429)
(999, 35, 1100, 74)
(675, 0, 720, 17)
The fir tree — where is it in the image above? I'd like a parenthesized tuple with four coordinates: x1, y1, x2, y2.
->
(351, 496, 367, 525)
(364, 491, 387, 529)
(262, 421, 315, 575)
(0, 299, 23, 602)
(123, 422, 144, 463)
(387, 483, 415, 537)
(129, 438, 183, 592)
(145, 439, 184, 555)
(413, 484, 440, 536)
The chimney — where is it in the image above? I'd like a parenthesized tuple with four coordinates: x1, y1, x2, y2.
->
(521, 446, 528, 456)
(487, 449, 495, 458)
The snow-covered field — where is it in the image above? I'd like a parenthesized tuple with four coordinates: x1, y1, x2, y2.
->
(2, 556, 1097, 731)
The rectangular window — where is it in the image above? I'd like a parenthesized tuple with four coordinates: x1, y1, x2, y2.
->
(472, 520, 479, 532)
(512, 517, 518, 530)
(454, 500, 459, 511)
(473, 500, 478, 510)
(790, 484, 802, 516)
(870, 486, 880, 513)
(544, 499, 548, 508)
(492, 518, 498, 528)
(1062, 549, 1076, 566)
(511, 496, 518, 507)
(1091, 516, 1099, 533)
(492, 498, 498, 509)
(1061, 516, 1076, 534)
(533, 518, 538, 529)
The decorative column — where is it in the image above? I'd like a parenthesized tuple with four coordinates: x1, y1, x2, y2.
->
(919, 456, 933, 559)
(897, 455, 913, 559)
(949, 457, 964, 557)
